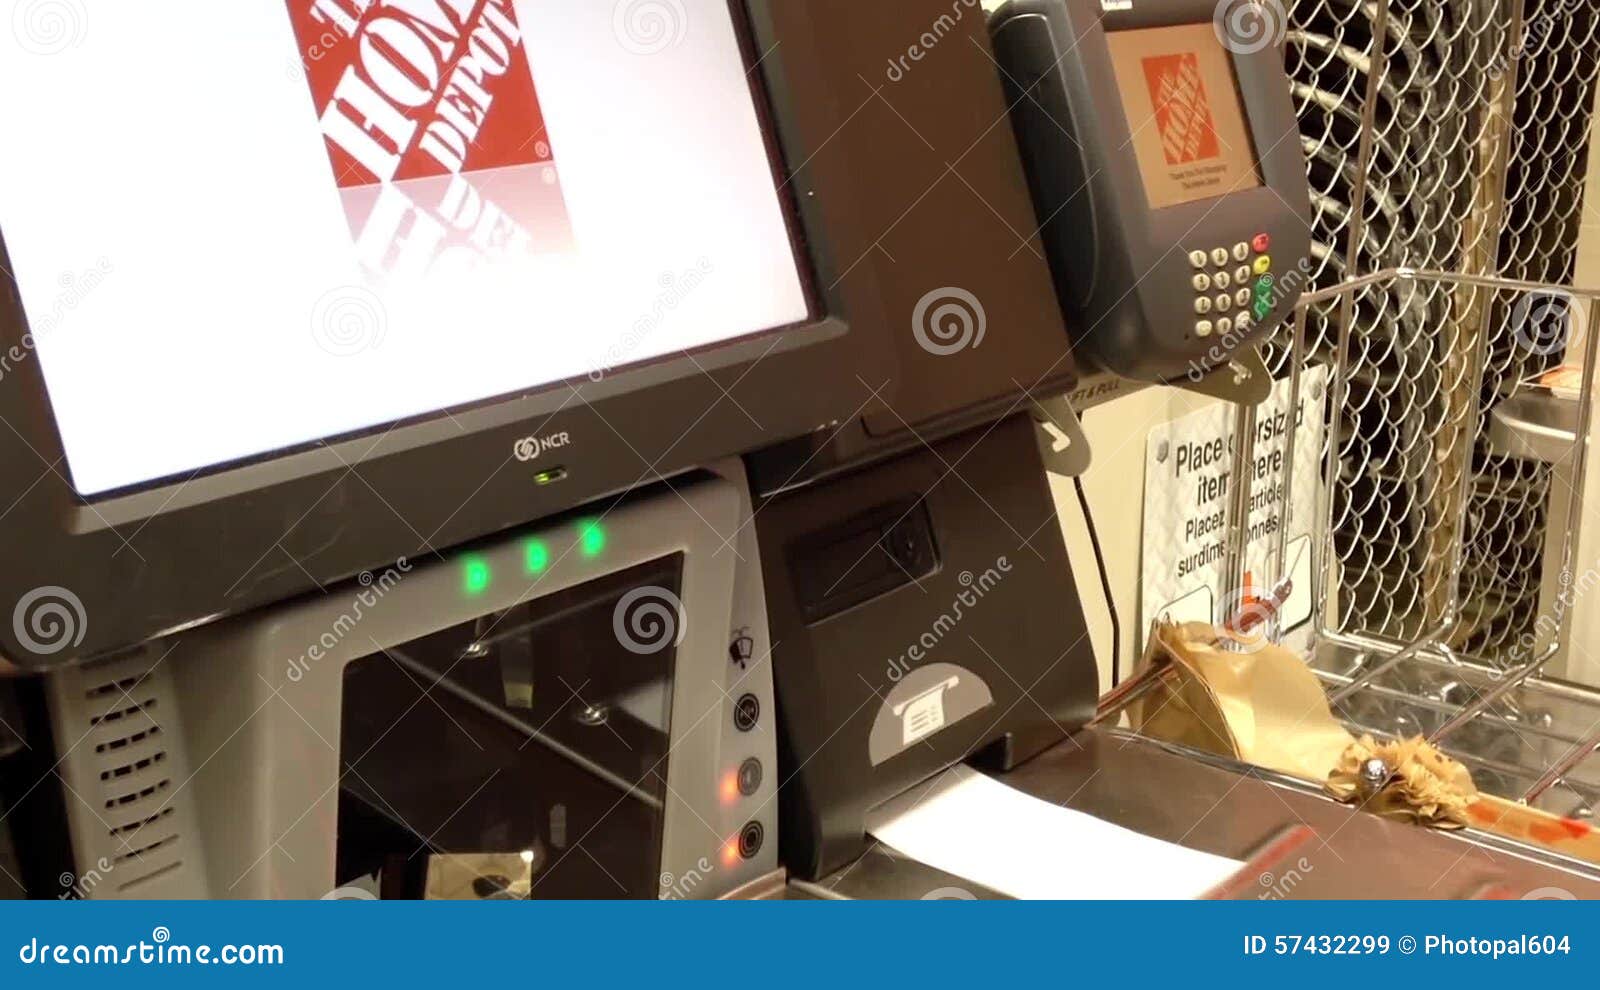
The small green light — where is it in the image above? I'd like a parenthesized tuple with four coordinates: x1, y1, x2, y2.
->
(579, 520, 606, 558)
(463, 556, 492, 596)
(525, 539, 550, 574)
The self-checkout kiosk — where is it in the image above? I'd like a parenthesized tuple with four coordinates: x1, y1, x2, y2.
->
(0, 0, 1308, 899)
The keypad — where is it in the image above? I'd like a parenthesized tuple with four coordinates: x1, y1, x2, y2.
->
(1186, 234, 1274, 336)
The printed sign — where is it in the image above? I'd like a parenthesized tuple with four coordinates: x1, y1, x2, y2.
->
(1140, 367, 1328, 652)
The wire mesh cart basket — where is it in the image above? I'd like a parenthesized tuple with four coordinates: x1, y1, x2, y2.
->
(1102, 268, 1600, 826)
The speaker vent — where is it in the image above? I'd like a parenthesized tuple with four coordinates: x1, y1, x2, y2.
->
(62, 648, 191, 895)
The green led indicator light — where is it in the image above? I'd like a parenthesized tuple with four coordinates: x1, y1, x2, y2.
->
(525, 539, 551, 574)
(463, 556, 492, 596)
(579, 520, 606, 558)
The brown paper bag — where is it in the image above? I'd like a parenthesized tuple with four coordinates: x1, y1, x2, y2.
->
(1131, 621, 1354, 782)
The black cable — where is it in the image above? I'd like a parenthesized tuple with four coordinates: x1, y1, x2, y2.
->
(1072, 475, 1120, 688)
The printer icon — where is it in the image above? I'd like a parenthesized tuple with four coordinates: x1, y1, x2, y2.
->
(893, 676, 961, 746)
(871, 663, 995, 765)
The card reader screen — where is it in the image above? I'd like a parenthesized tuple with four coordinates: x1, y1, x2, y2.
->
(0, 0, 811, 497)
(1106, 23, 1263, 210)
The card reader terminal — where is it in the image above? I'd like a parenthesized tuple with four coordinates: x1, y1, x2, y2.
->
(991, 0, 1312, 383)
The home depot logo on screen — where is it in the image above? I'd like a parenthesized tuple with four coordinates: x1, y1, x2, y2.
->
(1141, 52, 1220, 166)
(286, 0, 554, 187)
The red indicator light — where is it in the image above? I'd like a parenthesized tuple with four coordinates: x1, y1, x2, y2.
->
(721, 840, 740, 867)
(720, 771, 739, 804)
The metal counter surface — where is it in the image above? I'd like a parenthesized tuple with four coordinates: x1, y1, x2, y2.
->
(803, 727, 1600, 899)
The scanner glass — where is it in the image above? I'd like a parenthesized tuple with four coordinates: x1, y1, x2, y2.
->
(337, 557, 680, 899)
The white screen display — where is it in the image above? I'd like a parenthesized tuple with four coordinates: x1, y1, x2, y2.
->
(0, 0, 810, 496)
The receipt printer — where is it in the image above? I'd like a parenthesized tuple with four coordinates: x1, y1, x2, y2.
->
(757, 415, 1098, 879)
(991, 0, 1312, 383)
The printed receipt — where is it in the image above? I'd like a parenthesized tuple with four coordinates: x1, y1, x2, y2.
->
(865, 765, 1245, 899)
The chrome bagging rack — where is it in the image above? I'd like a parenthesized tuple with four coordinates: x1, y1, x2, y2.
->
(1100, 266, 1600, 817)
(1282, 269, 1595, 817)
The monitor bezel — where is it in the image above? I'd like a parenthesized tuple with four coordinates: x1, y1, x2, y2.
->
(0, 0, 892, 669)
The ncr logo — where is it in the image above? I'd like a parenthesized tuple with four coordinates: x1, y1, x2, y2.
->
(514, 432, 570, 463)
(287, 0, 554, 188)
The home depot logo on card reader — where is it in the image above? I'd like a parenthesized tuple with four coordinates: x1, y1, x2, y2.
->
(1141, 51, 1220, 166)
